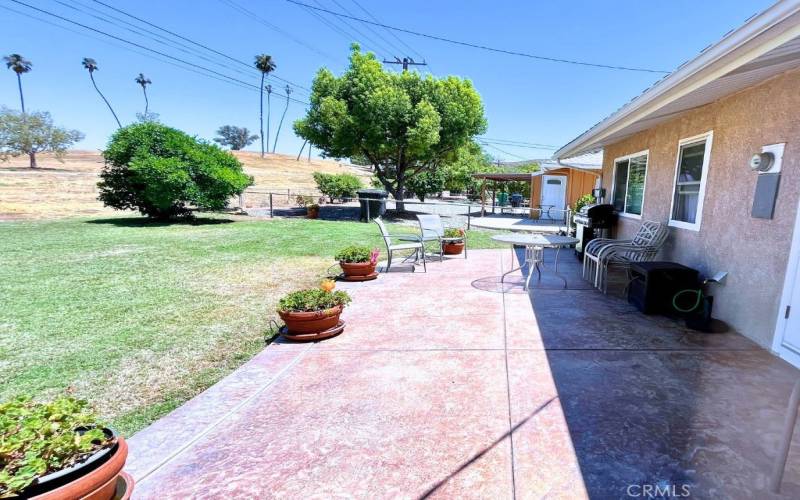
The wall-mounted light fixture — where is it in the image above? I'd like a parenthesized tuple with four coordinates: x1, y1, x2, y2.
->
(751, 143, 786, 219)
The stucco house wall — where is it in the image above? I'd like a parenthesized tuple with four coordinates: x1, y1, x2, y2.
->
(600, 68, 800, 348)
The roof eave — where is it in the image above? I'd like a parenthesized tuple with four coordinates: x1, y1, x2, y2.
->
(554, 0, 800, 160)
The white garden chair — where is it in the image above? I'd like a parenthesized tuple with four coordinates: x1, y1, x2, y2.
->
(583, 220, 669, 293)
(374, 218, 426, 272)
(415, 214, 468, 261)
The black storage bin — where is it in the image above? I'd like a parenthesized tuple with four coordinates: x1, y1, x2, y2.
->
(628, 262, 699, 315)
(357, 189, 388, 221)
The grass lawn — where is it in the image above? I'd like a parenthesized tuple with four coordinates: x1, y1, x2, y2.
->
(0, 215, 504, 435)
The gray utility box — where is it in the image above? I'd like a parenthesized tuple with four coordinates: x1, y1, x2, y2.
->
(357, 189, 388, 221)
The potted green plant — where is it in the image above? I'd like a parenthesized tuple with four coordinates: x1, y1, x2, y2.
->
(0, 396, 133, 500)
(442, 228, 466, 255)
(306, 203, 320, 219)
(295, 195, 320, 219)
(335, 245, 379, 281)
(277, 282, 351, 341)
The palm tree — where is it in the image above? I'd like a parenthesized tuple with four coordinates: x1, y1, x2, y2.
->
(273, 85, 292, 153)
(135, 73, 152, 115)
(265, 84, 272, 155)
(82, 58, 121, 129)
(4, 54, 32, 113)
(254, 54, 276, 157)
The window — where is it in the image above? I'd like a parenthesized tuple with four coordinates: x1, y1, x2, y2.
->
(670, 132, 713, 230)
(612, 151, 648, 217)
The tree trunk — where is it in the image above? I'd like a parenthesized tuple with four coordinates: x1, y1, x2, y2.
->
(29, 151, 37, 168)
(395, 181, 406, 212)
(90, 73, 122, 129)
(266, 91, 271, 156)
(273, 94, 289, 153)
(17, 73, 25, 113)
(143, 87, 149, 115)
(259, 73, 265, 157)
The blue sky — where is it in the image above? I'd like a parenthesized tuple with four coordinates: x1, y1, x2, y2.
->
(2, 0, 775, 160)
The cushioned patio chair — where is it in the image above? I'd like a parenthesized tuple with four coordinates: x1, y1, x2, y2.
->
(374, 217, 426, 272)
(583, 220, 669, 293)
(415, 214, 468, 261)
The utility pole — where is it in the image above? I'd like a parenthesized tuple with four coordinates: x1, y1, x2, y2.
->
(382, 56, 427, 71)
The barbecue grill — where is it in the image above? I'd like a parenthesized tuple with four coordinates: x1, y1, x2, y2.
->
(574, 203, 616, 259)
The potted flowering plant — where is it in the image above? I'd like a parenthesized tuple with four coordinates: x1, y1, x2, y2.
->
(0, 396, 133, 500)
(277, 281, 351, 341)
(442, 228, 466, 255)
(335, 245, 379, 281)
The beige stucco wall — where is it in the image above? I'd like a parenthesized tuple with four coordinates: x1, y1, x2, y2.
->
(600, 68, 800, 348)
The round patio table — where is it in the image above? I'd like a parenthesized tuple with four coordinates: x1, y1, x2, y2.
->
(491, 233, 579, 290)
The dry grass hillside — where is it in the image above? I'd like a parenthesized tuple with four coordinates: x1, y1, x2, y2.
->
(0, 150, 372, 220)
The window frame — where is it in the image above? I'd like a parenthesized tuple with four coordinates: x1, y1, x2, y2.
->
(668, 131, 713, 231)
(611, 149, 649, 219)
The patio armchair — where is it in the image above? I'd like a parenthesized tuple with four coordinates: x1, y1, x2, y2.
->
(374, 217, 426, 273)
(415, 214, 468, 261)
(583, 220, 669, 293)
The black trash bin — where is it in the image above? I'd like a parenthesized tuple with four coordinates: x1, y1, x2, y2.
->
(357, 189, 388, 221)
(510, 193, 523, 207)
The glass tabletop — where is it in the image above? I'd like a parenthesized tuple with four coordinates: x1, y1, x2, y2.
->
(491, 233, 578, 247)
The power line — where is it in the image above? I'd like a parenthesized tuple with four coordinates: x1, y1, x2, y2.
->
(349, 0, 426, 62)
(328, 0, 399, 56)
(216, 0, 335, 65)
(299, 2, 358, 43)
(0, 3, 258, 93)
(91, 0, 311, 93)
(478, 142, 531, 161)
(9, 0, 309, 105)
(54, 0, 258, 82)
(477, 137, 558, 149)
(304, 0, 393, 56)
(285, 0, 671, 74)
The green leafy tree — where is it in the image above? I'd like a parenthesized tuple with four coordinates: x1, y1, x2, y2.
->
(440, 141, 494, 194)
(406, 168, 446, 201)
(0, 108, 84, 168)
(294, 45, 486, 210)
(312, 172, 362, 202)
(214, 125, 259, 150)
(503, 162, 540, 196)
(98, 122, 253, 219)
(134, 72, 152, 115)
(255, 54, 276, 157)
(4, 54, 32, 113)
(82, 58, 122, 129)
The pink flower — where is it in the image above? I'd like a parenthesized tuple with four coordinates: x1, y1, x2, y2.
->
(370, 248, 380, 265)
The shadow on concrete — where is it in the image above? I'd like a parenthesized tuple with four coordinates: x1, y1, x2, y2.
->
(515, 247, 800, 498)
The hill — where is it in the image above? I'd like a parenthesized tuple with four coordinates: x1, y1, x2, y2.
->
(0, 150, 372, 220)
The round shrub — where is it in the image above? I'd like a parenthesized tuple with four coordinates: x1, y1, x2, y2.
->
(98, 122, 253, 219)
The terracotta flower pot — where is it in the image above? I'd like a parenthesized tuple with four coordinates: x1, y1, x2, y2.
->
(279, 305, 343, 335)
(339, 262, 377, 281)
(31, 436, 130, 500)
(443, 241, 465, 255)
(306, 206, 320, 219)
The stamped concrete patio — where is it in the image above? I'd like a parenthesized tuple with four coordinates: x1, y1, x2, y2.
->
(126, 249, 800, 499)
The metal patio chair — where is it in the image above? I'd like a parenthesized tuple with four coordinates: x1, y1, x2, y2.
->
(583, 220, 669, 293)
(374, 217, 426, 272)
(415, 214, 468, 261)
